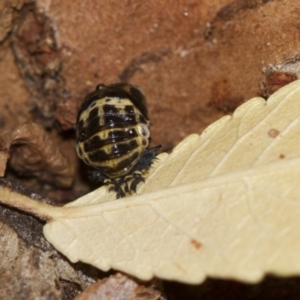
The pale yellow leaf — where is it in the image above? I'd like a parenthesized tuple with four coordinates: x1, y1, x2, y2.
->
(42, 80, 300, 284)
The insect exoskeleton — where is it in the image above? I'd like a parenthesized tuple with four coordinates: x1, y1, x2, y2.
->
(76, 83, 160, 198)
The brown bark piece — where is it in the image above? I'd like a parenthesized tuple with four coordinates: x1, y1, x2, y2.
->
(262, 59, 300, 97)
(0, 220, 82, 299)
(0, 181, 104, 300)
(75, 273, 163, 300)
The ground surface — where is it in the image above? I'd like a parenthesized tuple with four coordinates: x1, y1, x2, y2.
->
(1, 0, 300, 299)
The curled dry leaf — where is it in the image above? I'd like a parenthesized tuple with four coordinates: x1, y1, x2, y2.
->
(1, 80, 300, 284)
(0, 123, 74, 187)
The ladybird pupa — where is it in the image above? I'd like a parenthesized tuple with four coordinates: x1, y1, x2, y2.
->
(76, 83, 160, 198)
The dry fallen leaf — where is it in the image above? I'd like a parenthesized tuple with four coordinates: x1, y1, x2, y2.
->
(1, 80, 300, 284)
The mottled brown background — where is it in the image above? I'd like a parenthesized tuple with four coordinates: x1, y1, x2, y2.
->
(3, 0, 300, 149)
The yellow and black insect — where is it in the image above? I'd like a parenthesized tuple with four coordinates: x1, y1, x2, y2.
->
(76, 83, 160, 198)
